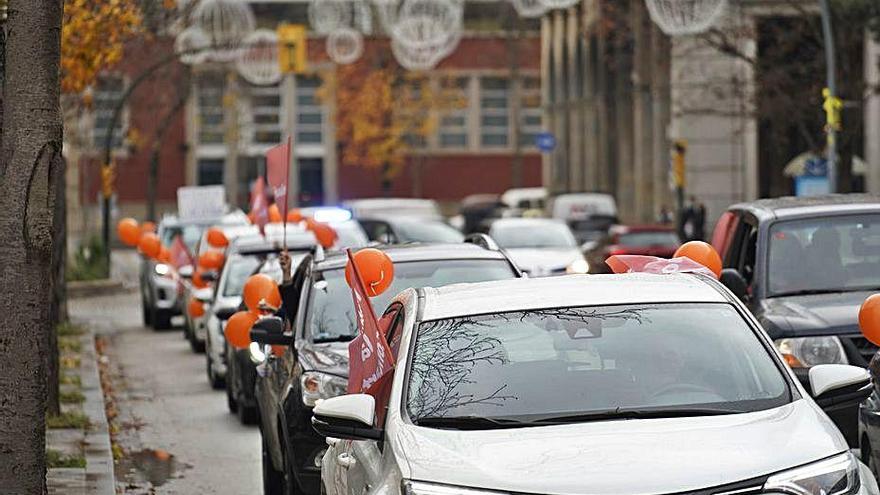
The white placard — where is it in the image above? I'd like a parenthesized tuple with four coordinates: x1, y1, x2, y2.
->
(177, 186, 226, 221)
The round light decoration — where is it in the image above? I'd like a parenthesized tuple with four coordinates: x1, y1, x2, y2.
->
(175, 26, 211, 65)
(326, 27, 365, 65)
(644, 0, 728, 35)
(388, 0, 462, 70)
(308, 0, 353, 35)
(511, 0, 549, 18)
(235, 29, 282, 86)
(190, 0, 256, 61)
(538, 0, 579, 9)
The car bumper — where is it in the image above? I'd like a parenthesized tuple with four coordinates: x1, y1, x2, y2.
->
(207, 316, 227, 377)
(150, 276, 181, 313)
(288, 407, 325, 495)
(192, 314, 209, 343)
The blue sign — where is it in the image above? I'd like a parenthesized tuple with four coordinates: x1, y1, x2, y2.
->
(795, 176, 830, 197)
(535, 132, 557, 153)
(804, 157, 828, 177)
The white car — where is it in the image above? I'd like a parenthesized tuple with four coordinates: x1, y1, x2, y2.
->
(487, 217, 588, 276)
(315, 274, 877, 495)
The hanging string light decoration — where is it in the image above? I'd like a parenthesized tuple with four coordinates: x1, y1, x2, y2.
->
(511, 0, 548, 18)
(644, 0, 727, 35)
(539, 0, 579, 9)
(175, 26, 212, 65)
(326, 27, 365, 65)
(387, 0, 463, 70)
(190, 0, 256, 61)
(308, 0, 353, 34)
(235, 29, 282, 86)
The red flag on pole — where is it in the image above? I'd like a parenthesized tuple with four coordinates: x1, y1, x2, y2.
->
(346, 249, 395, 395)
(605, 255, 716, 278)
(249, 177, 269, 234)
(169, 234, 193, 269)
(266, 136, 291, 216)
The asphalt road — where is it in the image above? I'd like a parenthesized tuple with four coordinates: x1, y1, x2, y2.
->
(70, 253, 261, 494)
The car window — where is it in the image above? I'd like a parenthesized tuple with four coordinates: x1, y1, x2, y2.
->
(712, 211, 740, 259)
(394, 221, 465, 243)
(160, 224, 205, 255)
(406, 303, 789, 423)
(767, 214, 880, 296)
(490, 223, 577, 249)
(221, 257, 261, 297)
(305, 259, 517, 343)
(617, 231, 679, 247)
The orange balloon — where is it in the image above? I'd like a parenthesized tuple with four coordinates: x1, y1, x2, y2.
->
(344, 248, 395, 297)
(312, 222, 338, 249)
(117, 218, 141, 247)
(141, 221, 157, 234)
(271, 345, 286, 357)
(157, 246, 172, 264)
(198, 250, 225, 270)
(188, 298, 206, 318)
(193, 268, 211, 289)
(206, 228, 229, 248)
(268, 204, 283, 223)
(287, 209, 303, 223)
(304, 217, 318, 231)
(225, 311, 258, 350)
(243, 274, 281, 313)
(674, 241, 722, 278)
(138, 232, 162, 259)
(860, 294, 880, 346)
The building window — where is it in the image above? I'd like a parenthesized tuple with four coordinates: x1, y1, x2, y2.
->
(296, 76, 324, 145)
(93, 75, 126, 149)
(197, 158, 224, 186)
(519, 76, 542, 148)
(248, 83, 282, 145)
(438, 76, 470, 149)
(397, 76, 429, 149)
(197, 72, 225, 145)
(480, 76, 510, 148)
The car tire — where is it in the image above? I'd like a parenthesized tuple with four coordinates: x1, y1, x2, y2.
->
(152, 307, 172, 330)
(226, 378, 239, 414)
(263, 434, 285, 495)
(206, 355, 225, 390)
(189, 333, 206, 353)
(238, 402, 259, 426)
(142, 299, 153, 327)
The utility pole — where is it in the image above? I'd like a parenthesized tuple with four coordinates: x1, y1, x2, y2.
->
(277, 24, 307, 207)
(818, 0, 839, 193)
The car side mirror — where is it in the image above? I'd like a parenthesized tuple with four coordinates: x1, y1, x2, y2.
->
(178, 265, 194, 279)
(809, 364, 872, 409)
(215, 307, 237, 321)
(249, 316, 292, 347)
(720, 268, 748, 301)
(311, 394, 383, 441)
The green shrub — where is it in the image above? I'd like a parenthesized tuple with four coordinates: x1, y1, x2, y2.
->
(46, 411, 90, 430)
(66, 236, 109, 281)
(46, 449, 86, 469)
(60, 390, 85, 404)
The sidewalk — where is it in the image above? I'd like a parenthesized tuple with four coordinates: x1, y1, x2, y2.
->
(46, 325, 116, 495)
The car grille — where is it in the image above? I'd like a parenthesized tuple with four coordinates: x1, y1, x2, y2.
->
(844, 333, 878, 365)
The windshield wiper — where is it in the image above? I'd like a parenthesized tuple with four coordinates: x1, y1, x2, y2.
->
(527, 406, 744, 424)
(414, 415, 539, 430)
(313, 335, 356, 344)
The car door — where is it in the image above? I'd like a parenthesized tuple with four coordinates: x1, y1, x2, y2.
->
(332, 305, 406, 495)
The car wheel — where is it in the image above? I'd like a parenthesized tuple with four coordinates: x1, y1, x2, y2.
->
(206, 355, 225, 390)
(226, 370, 239, 414)
(189, 333, 206, 353)
(263, 434, 285, 495)
(142, 298, 153, 327)
(238, 402, 259, 426)
(153, 308, 172, 330)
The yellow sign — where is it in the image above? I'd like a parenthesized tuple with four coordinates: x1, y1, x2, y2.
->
(672, 139, 687, 188)
(277, 24, 308, 74)
(101, 163, 116, 199)
(822, 88, 842, 131)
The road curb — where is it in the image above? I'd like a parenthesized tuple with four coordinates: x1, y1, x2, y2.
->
(68, 279, 127, 299)
(80, 331, 116, 494)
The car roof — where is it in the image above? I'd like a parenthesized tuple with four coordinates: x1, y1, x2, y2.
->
(729, 194, 880, 222)
(420, 273, 728, 321)
(488, 217, 567, 228)
(159, 210, 249, 228)
(230, 231, 316, 255)
(314, 243, 509, 270)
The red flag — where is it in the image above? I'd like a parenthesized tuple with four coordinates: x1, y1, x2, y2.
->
(169, 234, 193, 269)
(249, 177, 269, 233)
(346, 249, 395, 395)
(266, 137, 292, 216)
(606, 255, 716, 278)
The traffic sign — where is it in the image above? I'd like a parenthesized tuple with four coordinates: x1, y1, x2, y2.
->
(277, 24, 308, 74)
(535, 132, 556, 153)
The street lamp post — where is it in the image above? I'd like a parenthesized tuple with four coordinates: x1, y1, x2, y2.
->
(818, 0, 839, 193)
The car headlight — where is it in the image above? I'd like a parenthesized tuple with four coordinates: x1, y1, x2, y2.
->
(301, 372, 348, 407)
(566, 258, 590, 274)
(775, 337, 848, 368)
(404, 481, 505, 495)
(764, 453, 862, 495)
(154, 263, 170, 276)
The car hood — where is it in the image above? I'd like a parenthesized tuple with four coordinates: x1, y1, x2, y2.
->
(299, 341, 350, 377)
(504, 248, 583, 277)
(397, 400, 846, 495)
(759, 290, 874, 338)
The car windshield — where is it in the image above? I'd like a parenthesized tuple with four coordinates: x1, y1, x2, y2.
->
(221, 257, 262, 297)
(306, 259, 516, 343)
(406, 303, 789, 426)
(618, 231, 679, 247)
(395, 221, 465, 243)
(160, 224, 205, 255)
(768, 214, 880, 296)
(491, 223, 577, 249)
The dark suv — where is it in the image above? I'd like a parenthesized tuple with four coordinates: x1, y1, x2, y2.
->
(254, 242, 522, 495)
(713, 194, 880, 445)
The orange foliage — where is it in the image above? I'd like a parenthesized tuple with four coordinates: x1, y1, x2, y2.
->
(62, 0, 143, 94)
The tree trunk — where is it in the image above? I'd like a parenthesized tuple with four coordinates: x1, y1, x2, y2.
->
(0, 1, 63, 492)
(47, 155, 67, 417)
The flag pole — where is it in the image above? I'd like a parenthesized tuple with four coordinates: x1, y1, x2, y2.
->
(282, 134, 292, 250)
